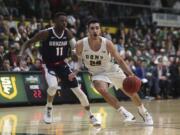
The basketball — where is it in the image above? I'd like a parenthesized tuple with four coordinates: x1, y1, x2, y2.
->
(123, 76, 142, 94)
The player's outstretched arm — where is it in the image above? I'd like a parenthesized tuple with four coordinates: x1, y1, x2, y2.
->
(19, 30, 48, 56)
(107, 40, 134, 76)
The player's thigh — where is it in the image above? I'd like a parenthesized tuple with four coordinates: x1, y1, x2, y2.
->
(43, 65, 58, 87)
(93, 80, 109, 89)
(93, 80, 109, 92)
(57, 65, 78, 88)
(105, 72, 126, 90)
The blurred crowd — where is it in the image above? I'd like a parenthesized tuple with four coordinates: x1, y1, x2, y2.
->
(112, 26, 180, 100)
(0, 0, 180, 100)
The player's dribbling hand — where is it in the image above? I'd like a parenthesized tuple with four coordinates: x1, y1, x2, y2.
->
(68, 72, 76, 81)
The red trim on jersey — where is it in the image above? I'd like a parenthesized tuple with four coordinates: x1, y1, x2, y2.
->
(44, 60, 66, 67)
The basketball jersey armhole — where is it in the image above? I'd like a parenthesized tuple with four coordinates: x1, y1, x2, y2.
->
(82, 37, 89, 52)
(101, 37, 108, 54)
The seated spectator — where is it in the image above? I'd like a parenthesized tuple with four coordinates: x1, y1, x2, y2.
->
(0, 45, 5, 70)
(0, 15, 9, 45)
(2, 59, 12, 71)
(4, 44, 19, 67)
(116, 36, 125, 59)
(13, 59, 29, 71)
(148, 61, 161, 99)
(134, 59, 149, 98)
(29, 58, 42, 71)
(25, 56, 33, 67)
(149, 56, 171, 99)
(7, 15, 17, 30)
(169, 57, 180, 98)
(9, 27, 21, 43)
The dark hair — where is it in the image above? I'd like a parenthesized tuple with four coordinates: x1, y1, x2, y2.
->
(53, 12, 66, 19)
(87, 18, 100, 27)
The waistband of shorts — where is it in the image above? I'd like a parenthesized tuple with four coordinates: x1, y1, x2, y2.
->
(44, 60, 66, 67)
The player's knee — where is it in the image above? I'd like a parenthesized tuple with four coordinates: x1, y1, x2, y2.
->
(95, 87, 107, 95)
(71, 87, 89, 107)
(93, 81, 108, 95)
(47, 86, 58, 96)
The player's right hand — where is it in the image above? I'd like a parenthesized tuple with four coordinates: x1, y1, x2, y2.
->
(68, 72, 76, 81)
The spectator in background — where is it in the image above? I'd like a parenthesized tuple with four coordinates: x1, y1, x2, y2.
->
(149, 56, 170, 99)
(29, 17, 38, 34)
(13, 59, 29, 71)
(18, 25, 29, 45)
(7, 15, 17, 30)
(148, 60, 161, 99)
(78, 31, 85, 39)
(9, 27, 21, 44)
(116, 36, 125, 59)
(38, 18, 45, 30)
(4, 0, 19, 17)
(39, 0, 51, 19)
(17, 15, 26, 29)
(67, 15, 77, 36)
(0, 15, 9, 45)
(2, 59, 12, 71)
(157, 57, 171, 99)
(0, 45, 5, 70)
(29, 58, 42, 71)
(165, 34, 176, 55)
(102, 28, 112, 40)
(0, 0, 9, 16)
(134, 59, 149, 98)
(169, 57, 180, 98)
(45, 19, 53, 28)
(25, 56, 33, 67)
(4, 44, 19, 67)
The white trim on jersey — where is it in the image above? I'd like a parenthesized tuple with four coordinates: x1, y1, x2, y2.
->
(52, 27, 64, 39)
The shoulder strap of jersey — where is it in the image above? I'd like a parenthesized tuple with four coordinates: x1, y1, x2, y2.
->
(82, 37, 89, 51)
(100, 36, 108, 52)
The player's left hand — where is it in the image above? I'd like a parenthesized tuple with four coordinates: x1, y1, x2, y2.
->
(68, 72, 76, 81)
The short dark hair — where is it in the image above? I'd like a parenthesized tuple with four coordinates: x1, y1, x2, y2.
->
(87, 18, 100, 27)
(54, 12, 66, 19)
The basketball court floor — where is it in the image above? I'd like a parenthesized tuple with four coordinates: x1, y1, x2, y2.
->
(0, 99, 180, 135)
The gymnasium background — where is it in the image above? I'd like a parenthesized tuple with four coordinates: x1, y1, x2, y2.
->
(0, 0, 180, 106)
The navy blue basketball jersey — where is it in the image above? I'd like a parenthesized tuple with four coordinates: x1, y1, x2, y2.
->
(41, 27, 70, 64)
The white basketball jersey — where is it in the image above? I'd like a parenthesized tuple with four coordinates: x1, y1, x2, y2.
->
(82, 37, 117, 75)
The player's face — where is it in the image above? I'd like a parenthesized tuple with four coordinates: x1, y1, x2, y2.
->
(55, 15, 67, 30)
(88, 23, 101, 39)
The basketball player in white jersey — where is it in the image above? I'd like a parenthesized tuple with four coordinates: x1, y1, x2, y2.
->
(75, 18, 153, 125)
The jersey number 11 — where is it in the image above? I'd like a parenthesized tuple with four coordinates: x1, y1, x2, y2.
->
(56, 47, 63, 56)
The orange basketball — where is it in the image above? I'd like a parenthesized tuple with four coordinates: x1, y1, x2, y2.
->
(123, 76, 142, 94)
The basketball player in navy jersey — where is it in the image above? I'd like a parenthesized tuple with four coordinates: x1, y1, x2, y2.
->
(19, 12, 100, 126)
(75, 18, 153, 125)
